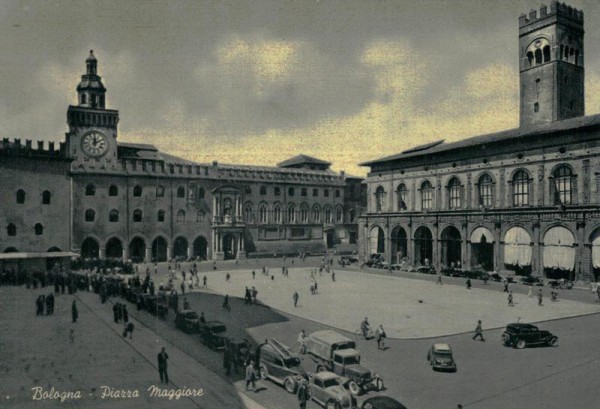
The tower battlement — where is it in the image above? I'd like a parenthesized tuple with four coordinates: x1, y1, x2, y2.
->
(0, 138, 68, 158)
(519, 2, 583, 28)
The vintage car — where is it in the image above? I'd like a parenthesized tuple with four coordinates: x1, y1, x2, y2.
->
(174, 309, 199, 333)
(306, 330, 383, 395)
(520, 275, 544, 286)
(198, 320, 227, 350)
(501, 323, 558, 349)
(144, 295, 168, 318)
(230, 338, 253, 367)
(427, 343, 457, 372)
(361, 396, 408, 409)
(257, 338, 307, 394)
(308, 371, 357, 409)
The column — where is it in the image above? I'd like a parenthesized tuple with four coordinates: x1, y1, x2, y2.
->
(99, 248, 106, 259)
(123, 247, 130, 261)
(532, 222, 541, 277)
(187, 244, 193, 259)
(166, 246, 172, 261)
(145, 247, 151, 263)
(576, 221, 586, 281)
(494, 222, 502, 271)
(461, 222, 469, 270)
(433, 222, 440, 272)
(385, 224, 392, 265)
(407, 221, 414, 266)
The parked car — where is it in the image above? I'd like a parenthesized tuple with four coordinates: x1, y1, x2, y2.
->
(340, 256, 359, 265)
(501, 323, 558, 349)
(489, 272, 515, 283)
(230, 338, 253, 367)
(145, 295, 168, 318)
(306, 330, 383, 395)
(257, 338, 307, 394)
(308, 371, 357, 409)
(417, 265, 436, 274)
(361, 396, 408, 409)
(174, 309, 199, 333)
(520, 275, 544, 286)
(427, 343, 457, 372)
(441, 267, 464, 277)
(198, 320, 227, 350)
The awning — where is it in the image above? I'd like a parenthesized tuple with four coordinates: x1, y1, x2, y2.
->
(593, 234, 600, 269)
(543, 227, 575, 270)
(503, 227, 531, 266)
(0, 251, 79, 260)
(470, 227, 494, 244)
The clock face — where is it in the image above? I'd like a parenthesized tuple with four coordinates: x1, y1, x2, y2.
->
(81, 131, 108, 157)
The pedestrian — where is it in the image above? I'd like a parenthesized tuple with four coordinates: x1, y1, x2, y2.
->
(226, 273, 231, 282)
(297, 378, 310, 409)
(437, 274, 443, 285)
(122, 305, 129, 323)
(314, 281, 318, 294)
(528, 285, 533, 297)
(293, 291, 299, 307)
(116, 303, 123, 322)
(35, 295, 44, 316)
(466, 278, 472, 289)
(71, 299, 78, 323)
(203, 275, 207, 287)
(538, 289, 543, 306)
(503, 282, 509, 293)
(375, 324, 387, 350)
(124, 322, 134, 339)
(157, 347, 169, 383)
(222, 294, 231, 311)
(508, 291, 514, 307)
(297, 330, 307, 354)
(200, 312, 206, 324)
(252, 270, 255, 279)
(245, 361, 256, 391)
(251, 287, 258, 303)
(183, 297, 190, 310)
(245, 287, 251, 304)
(112, 302, 119, 322)
(45, 293, 54, 315)
(332, 271, 335, 282)
(472, 320, 485, 341)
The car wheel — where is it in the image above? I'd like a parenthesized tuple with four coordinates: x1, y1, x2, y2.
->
(259, 364, 268, 380)
(516, 339, 526, 349)
(549, 337, 558, 347)
(326, 400, 337, 409)
(284, 377, 296, 394)
(347, 380, 360, 395)
(501, 333, 509, 344)
(375, 377, 384, 391)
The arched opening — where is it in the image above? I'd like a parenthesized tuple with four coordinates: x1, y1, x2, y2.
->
(369, 226, 385, 256)
(222, 234, 237, 260)
(503, 227, 532, 275)
(81, 237, 99, 259)
(129, 237, 146, 261)
(534, 48, 542, 65)
(414, 226, 433, 266)
(151, 237, 168, 262)
(543, 45, 550, 62)
(390, 226, 407, 264)
(440, 226, 462, 268)
(105, 237, 123, 259)
(470, 227, 494, 271)
(193, 236, 208, 260)
(325, 229, 335, 249)
(591, 229, 600, 282)
(543, 226, 575, 280)
(46, 247, 61, 271)
(173, 237, 188, 259)
(4, 247, 18, 253)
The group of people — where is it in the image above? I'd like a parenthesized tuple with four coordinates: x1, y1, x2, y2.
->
(35, 293, 55, 316)
(360, 317, 387, 350)
(244, 286, 258, 304)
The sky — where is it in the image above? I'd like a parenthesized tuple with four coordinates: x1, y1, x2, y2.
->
(0, 0, 599, 176)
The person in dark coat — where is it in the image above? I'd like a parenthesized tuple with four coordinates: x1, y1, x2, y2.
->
(297, 378, 310, 409)
(157, 347, 169, 383)
(222, 294, 231, 312)
(45, 293, 54, 315)
(223, 340, 232, 376)
(122, 305, 129, 323)
(71, 300, 78, 323)
(36, 295, 45, 316)
(200, 312, 206, 324)
(245, 287, 251, 304)
(113, 303, 119, 323)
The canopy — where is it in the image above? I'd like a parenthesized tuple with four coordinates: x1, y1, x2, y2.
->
(470, 227, 494, 244)
(542, 227, 575, 270)
(503, 227, 531, 266)
(0, 251, 79, 260)
(593, 233, 600, 269)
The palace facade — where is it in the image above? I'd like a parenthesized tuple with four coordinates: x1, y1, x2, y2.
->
(359, 2, 600, 281)
(0, 51, 364, 268)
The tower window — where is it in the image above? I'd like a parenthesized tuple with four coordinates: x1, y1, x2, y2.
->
(85, 209, 96, 222)
(109, 185, 118, 196)
(34, 223, 43, 236)
(133, 185, 142, 197)
(157, 210, 165, 222)
(534, 103, 539, 113)
(288, 187, 295, 196)
(313, 188, 319, 197)
(7, 224, 16, 236)
(85, 184, 95, 196)
(16, 189, 25, 204)
(109, 209, 119, 222)
(534, 49, 542, 65)
(81, 94, 87, 105)
(301, 188, 307, 197)
(177, 186, 185, 198)
(260, 186, 267, 195)
(176, 210, 186, 222)
(543, 46, 550, 63)
(274, 187, 281, 196)
(91, 94, 97, 108)
(133, 209, 143, 222)
(42, 190, 51, 205)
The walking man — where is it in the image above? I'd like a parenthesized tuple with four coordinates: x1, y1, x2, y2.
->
(245, 361, 256, 391)
(297, 330, 307, 354)
(297, 378, 310, 409)
(158, 347, 169, 383)
(508, 291, 514, 307)
(437, 274, 443, 285)
(71, 299, 78, 323)
(472, 320, 485, 341)
(376, 324, 387, 350)
(203, 275, 207, 287)
(293, 291, 299, 307)
(538, 289, 543, 306)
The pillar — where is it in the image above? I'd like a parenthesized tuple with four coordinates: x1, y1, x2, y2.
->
(123, 247, 130, 261)
(166, 246, 172, 261)
(461, 222, 469, 270)
(187, 244, 193, 259)
(532, 222, 541, 277)
(433, 222, 440, 272)
(576, 221, 586, 281)
(407, 222, 414, 266)
(145, 247, 151, 263)
(494, 227, 502, 272)
(99, 248, 106, 259)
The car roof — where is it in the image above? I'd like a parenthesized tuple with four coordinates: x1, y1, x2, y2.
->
(205, 320, 226, 326)
(507, 323, 537, 329)
(432, 343, 451, 351)
(362, 396, 408, 409)
(334, 348, 360, 357)
(314, 371, 339, 381)
(309, 330, 352, 344)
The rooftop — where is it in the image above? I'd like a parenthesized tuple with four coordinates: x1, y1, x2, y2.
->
(277, 154, 331, 168)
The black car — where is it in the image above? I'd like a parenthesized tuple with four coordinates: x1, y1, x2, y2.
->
(361, 396, 408, 409)
(501, 323, 558, 349)
(198, 320, 227, 350)
(174, 310, 199, 333)
(145, 295, 168, 318)
(520, 275, 544, 286)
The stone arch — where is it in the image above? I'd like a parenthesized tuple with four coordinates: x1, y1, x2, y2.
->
(173, 236, 188, 259)
(151, 236, 169, 262)
(81, 237, 100, 259)
(390, 225, 408, 264)
(105, 237, 123, 259)
(440, 225, 462, 268)
(543, 225, 576, 279)
(502, 226, 532, 275)
(470, 226, 495, 271)
(129, 236, 146, 261)
(369, 225, 385, 256)
(414, 225, 433, 266)
(193, 236, 208, 260)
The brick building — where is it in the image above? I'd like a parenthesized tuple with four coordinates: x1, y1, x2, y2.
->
(359, 2, 600, 281)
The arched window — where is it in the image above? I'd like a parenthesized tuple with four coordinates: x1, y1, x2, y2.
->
(109, 185, 118, 196)
(198, 188, 205, 199)
(197, 211, 205, 222)
(324, 206, 332, 223)
(156, 185, 165, 197)
(42, 190, 51, 205)
(259, 203, 268, 223)
(535, 48, 542, 65)
(287, 204, 295, 223)
(300, 204, 309, 223)
(478, 174, 493, 208)
(34, 223, 43, 235)
(335, 189, 340, 198)
(335, 206, 343, 223)
(527, 51, 534, 67)
(177, 186, 185, 198)
(7, 223, 16, 236)
(244, 203, 254, 223)
(133, 209, 143, 222)
(133, 185, 142, 197)
(553, 165, 574, 205)
(222, 198, 232, 216)
(513, 170, 530, 206)
(274, 187, 281, 196)
(348, 209, 355, 223)
(301, 188, 307, 197)
(543, 45, 551, 63)
(313, 188, 319, 197)
(421, 181, 433, 210)
(16, 189, 25, 204)
(397, 184, 407, 210)
(375, 186, 386, 212)
(312, 204, 321, 223)
(448, 178, 461, 209)
(324, 189, 330, 198)
(260, 186, 267, 195)
(157, 210, 165, 222)
(85, 209, 96, 222)
(273, 204, 282, 223)
(109, 209, 119, 222)
(85, 184, 95, 196)
(288, 187, 295, 196)
(176, 210, 185, 222)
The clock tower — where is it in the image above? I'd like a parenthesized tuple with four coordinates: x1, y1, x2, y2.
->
(66, 50, 119, 163)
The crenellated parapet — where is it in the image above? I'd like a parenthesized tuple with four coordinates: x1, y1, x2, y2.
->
(519, 2, 583, 28)
(0, 137, 69, 159)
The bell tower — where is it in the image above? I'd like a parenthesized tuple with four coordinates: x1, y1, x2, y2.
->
(65, 50, 119, 163)
(519, 1, 584, 127)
